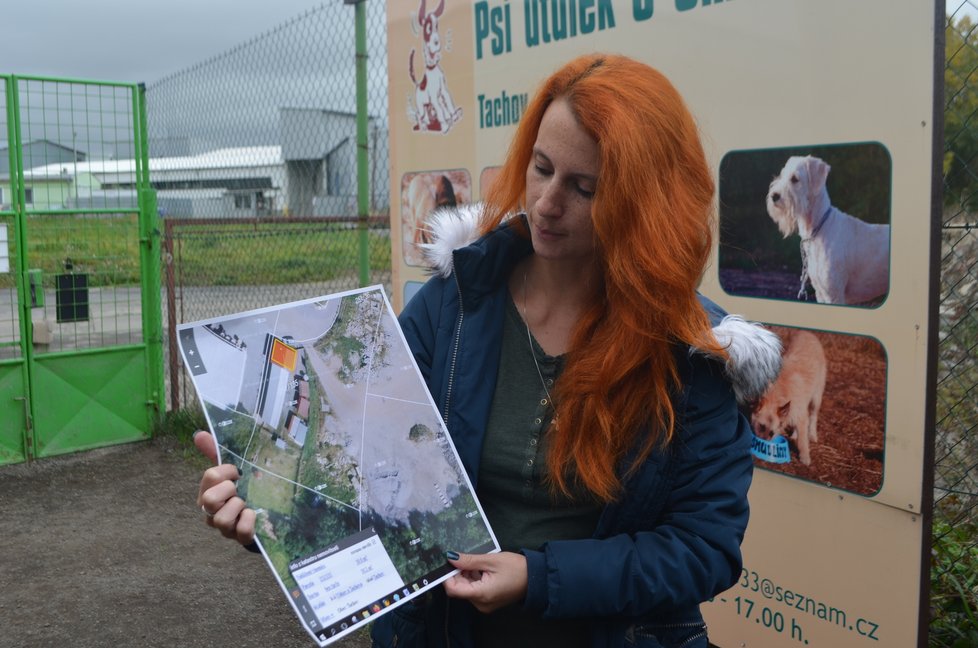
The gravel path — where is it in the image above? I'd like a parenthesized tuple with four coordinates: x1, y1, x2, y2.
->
(0, 438, 372, 648)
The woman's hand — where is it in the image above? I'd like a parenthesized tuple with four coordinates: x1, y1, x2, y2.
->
(194, 431, 256, 545)
(443, 551, 528, 613)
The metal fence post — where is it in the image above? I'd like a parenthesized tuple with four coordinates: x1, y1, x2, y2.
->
(353, 0, 370, 288)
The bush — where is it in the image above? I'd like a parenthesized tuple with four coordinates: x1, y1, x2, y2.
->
(931, 517, 978, 647)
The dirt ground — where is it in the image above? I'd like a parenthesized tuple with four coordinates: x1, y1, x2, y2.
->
(0, 437, 372, 648)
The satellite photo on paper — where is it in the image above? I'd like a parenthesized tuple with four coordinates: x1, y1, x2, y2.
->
(177, 286, 497, 646)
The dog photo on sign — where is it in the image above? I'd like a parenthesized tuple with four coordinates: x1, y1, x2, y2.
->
(745, 324, 887, 496)
(718, 143, 892, 308)
(400, 169, 471, 267)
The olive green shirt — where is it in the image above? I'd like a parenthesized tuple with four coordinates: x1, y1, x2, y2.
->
(472, 294, 602, 648)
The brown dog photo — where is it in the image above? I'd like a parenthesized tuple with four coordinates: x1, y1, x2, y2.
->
(747, 325, 886, 495)
(401, 169, 471, 266)
(751, 329, 826, 466)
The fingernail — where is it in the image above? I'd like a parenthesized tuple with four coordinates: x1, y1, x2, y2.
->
(445, 550, 460, 561)
(237, 466, 243, 476)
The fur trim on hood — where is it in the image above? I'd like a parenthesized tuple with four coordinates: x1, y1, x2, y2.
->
(420, 203, 487, 278)
(419, 204, 782, 403)
(704, 316, 783, 404)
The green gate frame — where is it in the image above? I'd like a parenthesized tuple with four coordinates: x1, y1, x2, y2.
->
(0, 75, 163, 464)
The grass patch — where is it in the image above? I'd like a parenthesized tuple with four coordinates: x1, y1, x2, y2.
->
(154, 403, 206, 443)
(246, 440, 301, 512)
(12, 217, 391, 288)
(931, 517, 978, 648)
(173, 224, 391, 286)
(0, 214, 142, 290)
(152, 404, 217, 470)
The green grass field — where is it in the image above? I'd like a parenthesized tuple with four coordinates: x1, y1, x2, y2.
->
(4, 215, 391, 288)
(246, 437, 302, 512)
(169, 223, 391, 286)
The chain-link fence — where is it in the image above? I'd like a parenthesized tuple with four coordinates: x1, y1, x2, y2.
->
(933, 2, 978, 646)
(143, 1, 391, 409)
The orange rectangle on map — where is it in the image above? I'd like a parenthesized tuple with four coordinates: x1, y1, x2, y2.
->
(270, 338, 297, 372)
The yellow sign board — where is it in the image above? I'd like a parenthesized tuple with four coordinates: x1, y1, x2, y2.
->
(386, 2, 940, 646)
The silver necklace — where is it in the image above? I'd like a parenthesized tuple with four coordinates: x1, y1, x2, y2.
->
(522, 270, 556, 411)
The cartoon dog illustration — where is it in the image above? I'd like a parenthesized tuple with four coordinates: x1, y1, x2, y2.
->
(766, 155, 890, 305)
(408, 0, 462, 133)
(751, 329, 827, 466)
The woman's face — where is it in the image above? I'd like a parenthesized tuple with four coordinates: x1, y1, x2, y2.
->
(525, 97, 600, 265)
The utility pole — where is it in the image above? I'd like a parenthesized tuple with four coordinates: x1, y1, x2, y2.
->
(346, 0, 369, 287)
(72, 130, 79, 204)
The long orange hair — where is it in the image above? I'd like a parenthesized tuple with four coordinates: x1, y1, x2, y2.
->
(482, 54, 727, 502)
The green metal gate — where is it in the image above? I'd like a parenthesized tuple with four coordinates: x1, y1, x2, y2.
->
(0, 75, 163, 464)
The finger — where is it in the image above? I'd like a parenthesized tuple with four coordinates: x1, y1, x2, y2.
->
(443, 551, 528, 613)
(443, 573, 477, 596)
(446, 551, 492, 571)
(193, 430, 220, 463)
(199, 474, 240, 512)
(211, 496, 247, 537)
(197, 464, 240, 504)
(203, 501, 255, 546)
(235, 507, 257, 545)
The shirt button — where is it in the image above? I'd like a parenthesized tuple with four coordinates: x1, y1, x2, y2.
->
(534, 417, 542, 425)
(526, 459, 534, 467)
(529, 438, 538, 446)
(546, 378, 554, 386)
(540, 398, 548, 406)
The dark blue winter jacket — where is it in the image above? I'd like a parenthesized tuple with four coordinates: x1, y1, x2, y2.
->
(372, 206, 782, 648)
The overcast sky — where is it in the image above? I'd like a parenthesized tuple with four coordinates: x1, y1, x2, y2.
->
(6, 1, 973, 85)
(949, 2, 976, 24)
(2, 0, 325, 85)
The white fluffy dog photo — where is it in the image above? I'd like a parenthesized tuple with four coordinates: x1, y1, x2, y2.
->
(766, 155, 890, 305)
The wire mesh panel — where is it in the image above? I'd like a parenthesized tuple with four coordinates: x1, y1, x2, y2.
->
(163, 216, 392, 409)
(146, 2, 390, 221)
(0, 210, 27, 464)
(15, 78, 145, 354)
(1, 78, 21, 363)
(0, 214, 18, 361)
(18, 79, 138, 212)
(166, 218, 392, 319)
(0, 87, 29, 461)
(933, 3, 978, 646)
(146, 2, 392, 410)
(24, 214, 145, 352)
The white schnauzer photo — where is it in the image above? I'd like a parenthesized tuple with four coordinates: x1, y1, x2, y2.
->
(717, 144, 892, 307)
(766, 155, 890, 305)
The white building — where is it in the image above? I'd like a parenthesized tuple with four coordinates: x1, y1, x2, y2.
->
(4, 107, 390, 219)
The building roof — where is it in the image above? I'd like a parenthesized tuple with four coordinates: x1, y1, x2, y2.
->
(17, 145, 283, 180)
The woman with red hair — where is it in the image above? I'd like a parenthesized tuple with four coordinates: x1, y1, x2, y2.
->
(198, 53, 781, 647)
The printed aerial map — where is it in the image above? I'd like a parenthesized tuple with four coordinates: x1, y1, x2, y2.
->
(177, 286, 497, 646)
